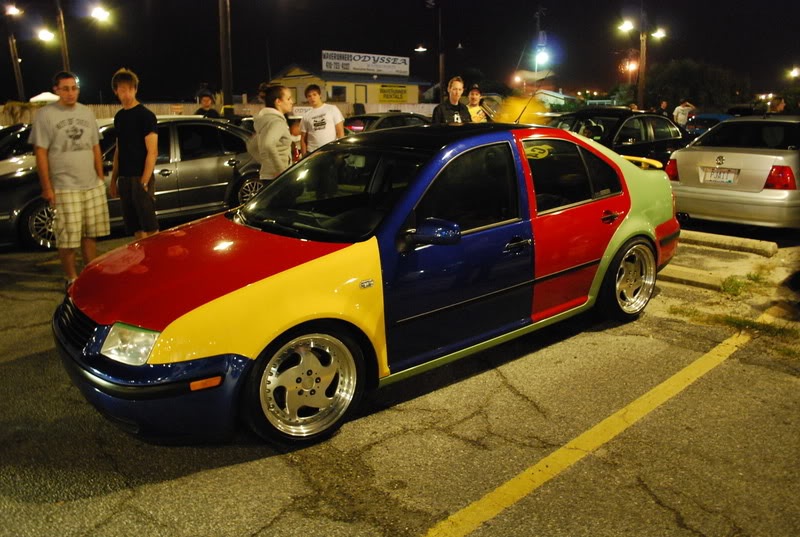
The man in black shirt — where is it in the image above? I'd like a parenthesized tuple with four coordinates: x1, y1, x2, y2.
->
(194, 92, 221, 118)
(110, 68, 159, 239)
(432, 76, 472, 125)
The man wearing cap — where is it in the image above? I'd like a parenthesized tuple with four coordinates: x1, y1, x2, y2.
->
(467, 84, 487, 123)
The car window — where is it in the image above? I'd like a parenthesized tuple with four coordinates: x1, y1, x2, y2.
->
(404, 116, 427, 127)
(381, 116, 407, 129)
(415, 143, 519, 231)
(615, 117, 647, 144)
(695, 122, 800, 149)
(523, 139, 595, 212)
(156, 126, 170, 164)
(581, 148, 622, 197)
(219, 129, 246, 153)
(649, 116, 681, 141)
(98, 127, 116, 160)
(0, 125, 33, 159)
(177, 124, 224, 160)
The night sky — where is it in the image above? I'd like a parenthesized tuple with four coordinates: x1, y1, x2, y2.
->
(1, 0, 798, 104)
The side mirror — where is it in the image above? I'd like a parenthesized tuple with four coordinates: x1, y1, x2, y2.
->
(401, 217, 461, 250)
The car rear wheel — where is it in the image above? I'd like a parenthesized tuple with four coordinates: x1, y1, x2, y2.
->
(19, 199, 56, 250)
(598, 238, 656, 321)
(242, 324, 365, 445)
(233, 175, 266, 206)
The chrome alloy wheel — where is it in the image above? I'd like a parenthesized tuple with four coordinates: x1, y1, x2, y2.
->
(259, 333, 358, 438)
(238, 177, 265, 204)
(614, 242, 656, 315)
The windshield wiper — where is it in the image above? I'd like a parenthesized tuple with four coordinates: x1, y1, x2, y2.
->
(256, 218, 302, 237)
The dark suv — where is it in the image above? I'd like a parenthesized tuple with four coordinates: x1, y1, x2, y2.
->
(0, 116, 263, 249)
(549, 107, 691, 165)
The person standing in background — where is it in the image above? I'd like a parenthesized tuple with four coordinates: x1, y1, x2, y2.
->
(194, 91, 221, 118)
(432, 76, 472, 125)
(672, 98, 696, 127)
(466, 84, 487, 123)
(110, 68, 159, 240)
(254, 84, 294, 180)
(29, 70, 110, 288)
(300, 84, 345, 156)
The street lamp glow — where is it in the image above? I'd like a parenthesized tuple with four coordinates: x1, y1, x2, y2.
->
(651, 28, 666, 39)
(618, 20, 634, 32)
(91, 6, 110, 22)
(414, 44, 427, 52)
(5, 5, 22, 16)
(790, 67, 799, 78)
(534, 49, 549, 66)
(627, 61, 638, 72)
(38, 28, 56, 41)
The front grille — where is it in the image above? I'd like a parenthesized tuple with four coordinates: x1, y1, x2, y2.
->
(55, 298, 98, 352)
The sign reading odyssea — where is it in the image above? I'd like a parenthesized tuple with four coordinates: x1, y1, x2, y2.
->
(322, 50, 410, 77)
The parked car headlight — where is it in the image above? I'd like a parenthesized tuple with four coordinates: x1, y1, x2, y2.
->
(100, 323, 160, 366)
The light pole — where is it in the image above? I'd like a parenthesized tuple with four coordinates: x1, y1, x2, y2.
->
(4, 5, 24, 100)
(619, 16, 665, 109)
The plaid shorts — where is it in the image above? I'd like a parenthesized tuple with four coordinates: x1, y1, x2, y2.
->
(53, 182, 111, 249)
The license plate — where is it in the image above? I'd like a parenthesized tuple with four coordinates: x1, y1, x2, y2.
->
(702, 167, 738, 184)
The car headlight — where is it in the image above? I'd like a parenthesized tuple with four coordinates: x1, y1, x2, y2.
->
(100, 323, 160, 366)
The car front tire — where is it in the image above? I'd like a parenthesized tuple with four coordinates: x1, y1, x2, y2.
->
(19, 198, 56, 250)
(598, 237, 656, 322)
(233, 175, 266, 206)
(242, 324, 365, 445)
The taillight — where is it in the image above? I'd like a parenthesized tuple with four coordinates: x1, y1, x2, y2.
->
(665, 159, 679, 181)
(765, 165, 797, 190)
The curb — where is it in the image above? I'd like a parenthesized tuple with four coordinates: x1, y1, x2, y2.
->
(659, 265, 721, 291)
(679, 230, 779, 258)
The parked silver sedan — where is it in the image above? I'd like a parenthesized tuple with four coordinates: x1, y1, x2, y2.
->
(666, 115, 800, 229)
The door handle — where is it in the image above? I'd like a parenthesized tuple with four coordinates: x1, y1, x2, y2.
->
(158, 169, 172, 177)
(503, 237, 532, 254)
(601, 210, 622, 224)
(226, 158, 239, 167)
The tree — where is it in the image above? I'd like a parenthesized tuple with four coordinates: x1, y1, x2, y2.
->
(646, 59, 749, 112)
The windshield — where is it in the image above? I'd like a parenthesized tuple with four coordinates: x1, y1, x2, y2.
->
(236, 147, 428, 242)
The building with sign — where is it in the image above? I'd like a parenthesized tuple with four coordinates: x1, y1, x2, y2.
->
(268, 50, 429, 110)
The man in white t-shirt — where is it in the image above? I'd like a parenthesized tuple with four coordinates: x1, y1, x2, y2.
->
(300, 84, 345, 156)
(672, 98, 695, 127)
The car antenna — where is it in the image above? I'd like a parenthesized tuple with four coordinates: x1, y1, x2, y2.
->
(513, 93, 537, 124)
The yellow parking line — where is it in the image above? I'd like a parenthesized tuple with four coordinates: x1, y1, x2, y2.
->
(425, 306, 783, 537)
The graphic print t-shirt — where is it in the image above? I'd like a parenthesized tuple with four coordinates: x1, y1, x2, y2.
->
(301, 103, 344, 152)
(28, 102, 101, 191)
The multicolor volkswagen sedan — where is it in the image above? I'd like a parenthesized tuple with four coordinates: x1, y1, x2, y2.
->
(53, 123, 679, 445)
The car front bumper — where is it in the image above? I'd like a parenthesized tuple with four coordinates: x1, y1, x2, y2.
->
(53, 298, 254, 440)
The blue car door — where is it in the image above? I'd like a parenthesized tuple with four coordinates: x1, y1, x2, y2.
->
(380, 141, 534, 373)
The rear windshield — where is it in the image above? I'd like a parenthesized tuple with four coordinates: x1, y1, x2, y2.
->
(695, 121, 800, 150)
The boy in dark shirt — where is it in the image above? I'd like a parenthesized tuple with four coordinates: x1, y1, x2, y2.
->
(110, 68, 159, 239)
(432, 76, 472, 125)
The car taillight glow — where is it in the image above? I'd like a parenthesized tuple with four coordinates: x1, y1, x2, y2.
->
(765, 165, 797, 190)
(665, 159, 679, 181)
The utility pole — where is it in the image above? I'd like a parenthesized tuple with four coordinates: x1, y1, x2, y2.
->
(55, 0, 70, 71)
(636, 1, 646, 109)
(218, 0, 233, 113)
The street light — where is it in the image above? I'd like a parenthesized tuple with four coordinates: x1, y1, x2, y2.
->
(790, 67, 799, 79)
(4, 4, 24, 100)
(618, 15, 665, 109)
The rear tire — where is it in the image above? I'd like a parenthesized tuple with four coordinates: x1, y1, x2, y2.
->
(597, 238, 656, 322)
(242, 323, 365, 446)
(19, 199, 56, 250)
